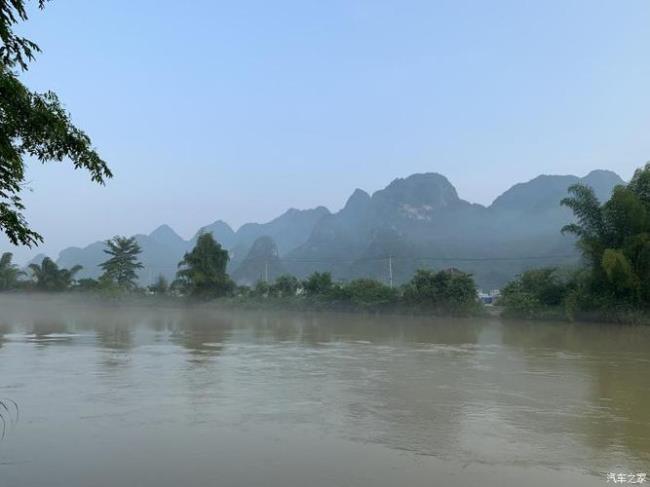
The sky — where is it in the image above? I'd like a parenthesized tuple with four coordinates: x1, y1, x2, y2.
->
(3, 0, 650, 264)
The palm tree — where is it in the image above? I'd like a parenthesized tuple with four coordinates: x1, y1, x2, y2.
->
(560, 184, 606, 268)
(28, 257, 82, 291)
(99, 236, 143, 290)
(561, 165, 650, 302)
(0, 252, 24, 290)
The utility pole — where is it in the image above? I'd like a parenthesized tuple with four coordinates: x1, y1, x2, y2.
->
(388, 255, 393, 288)
(265, 262, 269, 284)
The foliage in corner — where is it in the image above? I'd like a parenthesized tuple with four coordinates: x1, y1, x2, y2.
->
(0, 0, 111, 246)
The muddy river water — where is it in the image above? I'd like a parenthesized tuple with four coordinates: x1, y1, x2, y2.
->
(0, 296, 648, 486)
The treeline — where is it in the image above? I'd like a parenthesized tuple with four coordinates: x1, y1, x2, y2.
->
(227, 268, 480, 315)
(0, 233, 482, 316)
(499, 163, 650, 323)
(7, 163, 650, 323)
(0, 233, 224, 295)
(0, 236, 146, 293)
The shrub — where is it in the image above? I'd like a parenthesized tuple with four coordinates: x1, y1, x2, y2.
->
(345, 278, 398, 309)
(302, 272, 333, 296)
(403, 269, 478, 315)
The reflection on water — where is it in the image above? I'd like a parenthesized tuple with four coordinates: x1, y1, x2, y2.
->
(0, 322, 10, 349)
(168, 311, 232, 360)
(502, 321, 650, 472)
(0, 295, 648, 487)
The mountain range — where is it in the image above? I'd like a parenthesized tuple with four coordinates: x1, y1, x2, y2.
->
(35, 169, 624, 290)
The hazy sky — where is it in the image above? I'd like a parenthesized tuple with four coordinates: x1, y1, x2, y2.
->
(4, 0, 650, 263)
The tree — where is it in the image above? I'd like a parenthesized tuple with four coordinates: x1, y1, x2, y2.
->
(99, 236, 143, 290)
(28, 256, 81, 291)
(561, 163, 650, 306)
(175, 233, 232, 298)
(270, 274, 299, 297)
(251, 279, 270, 298)
(74, 277, 100, 292)
(0, 251, 23, 290)
(1, 0, 111, 246)
(403, 268, 477, 313)
(510, 267, 566, 306)
(344, 278, 397, 308)
(302, 272, 333, 296)
(499, 267, 571, 319)
(560, 184, 606, 269)
(148, 274, 169, 295)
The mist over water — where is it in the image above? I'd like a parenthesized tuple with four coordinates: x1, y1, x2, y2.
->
(0, 295, 648, 486)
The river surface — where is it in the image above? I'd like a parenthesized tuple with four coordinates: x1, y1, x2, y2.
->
(0, 295, 648, 486)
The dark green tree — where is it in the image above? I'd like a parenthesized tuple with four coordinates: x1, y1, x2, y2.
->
(1, 0, 111, 246)
(99, 236, 143, 290)
(175, 233, 232, 298)
(270, 274, 299, 297)
(344, 278, 397, 308)
(561, 163, 650, 305)
(28, 257, 81, 291)
(503, 268, 567, 306)
(403, 269, 477, 313)
(0, 251, 23, 289)
(560, 184, 606, 269)
(251, 279, 270, 298)
(302, 272, 333, 296)
(74, 277, 100, 292)
(499, 267, 570, 319)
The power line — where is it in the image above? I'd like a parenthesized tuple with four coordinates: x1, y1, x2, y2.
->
(133, 255, 578, 270)
(217, 253, 577, 265)
(94, 253, 580, 285)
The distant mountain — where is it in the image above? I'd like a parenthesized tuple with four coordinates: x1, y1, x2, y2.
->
(287, 170, 625, 289)
(52, 207, 328, 285)
(57, 241, 107, 279)
(235, 206, 330, 255)
(231, 236, 286, 286)
(490, 170, 622, 213)
(57, 226, 191, 284)
(150, 224, 187, 248)
(26, 253, 47, 266)
(39, 169, 625, 289)
(485, 170, 624, 245)
(192, 220, 236, 249)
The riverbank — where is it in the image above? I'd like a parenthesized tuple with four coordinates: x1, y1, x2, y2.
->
(0, 291, 486, 323)
(208, 294, 485, 317)
(501, 305, 650, 326)
(4, 290, 650, 326)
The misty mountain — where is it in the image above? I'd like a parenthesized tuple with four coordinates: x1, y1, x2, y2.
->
(150, 224, 188, 249)
(231, 236, 287, 286)
(41, 169, 625, 289)
(52, 207, 328, 284)
(489, 170, 620, 213)
(235, 207, 330, 255)
(57, 228, 189, 284)
(57, 241, 108, 279)
(192, 220, 236, 249)
(26, 254, 48, 267)
(287, 170, 624, 289)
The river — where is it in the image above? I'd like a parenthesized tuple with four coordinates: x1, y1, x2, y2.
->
(0, 295, 648, 486)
